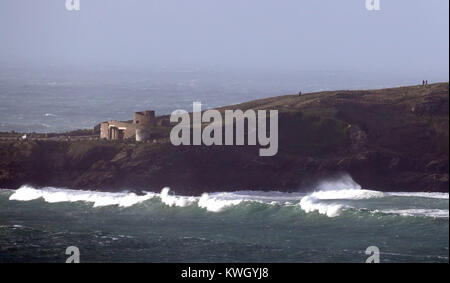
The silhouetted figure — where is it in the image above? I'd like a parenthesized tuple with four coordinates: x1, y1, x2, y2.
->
(298, 91, 302, 96)
(426, 80, 428, 85)
(422, 80, 425, 86)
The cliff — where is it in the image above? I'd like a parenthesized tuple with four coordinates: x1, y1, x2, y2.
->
(0, 83, 448, 194)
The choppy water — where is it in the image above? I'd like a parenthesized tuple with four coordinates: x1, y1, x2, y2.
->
(0, 66, 431, 133)
(0, 176, 448, 263)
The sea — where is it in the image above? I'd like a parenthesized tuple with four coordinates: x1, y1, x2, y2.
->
(0, 64, 437, 133)
(0, 175, 448, 263)
(0, 65, 448, 262)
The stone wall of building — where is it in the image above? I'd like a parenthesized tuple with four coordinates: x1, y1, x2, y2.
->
(100, 121, 136, 140)
(100, 122, 109, 139)
(134, 111, 155, 125)
(100, 110, 155, 141)
(134, 111, 155, 141)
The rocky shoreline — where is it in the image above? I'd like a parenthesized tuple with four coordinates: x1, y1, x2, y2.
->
(0, 83, 448, 195)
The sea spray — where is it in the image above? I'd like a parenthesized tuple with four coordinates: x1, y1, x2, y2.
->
(160, 187, 196, 207)
(312, 174, 362, 191)
(297, 174, 383, 217)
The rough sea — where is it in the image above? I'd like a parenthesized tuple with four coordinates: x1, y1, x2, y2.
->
(0, 65, 433, 133)
(0, 175, 448, 263)
(0, 66, 448, 262)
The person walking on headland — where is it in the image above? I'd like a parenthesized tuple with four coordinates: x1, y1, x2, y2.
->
(422, 80, 425, 86)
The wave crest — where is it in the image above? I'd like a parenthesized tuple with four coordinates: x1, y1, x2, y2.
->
(9, 185, 157, 207)
(6, 177, 449, 219)
(297, 174, 383, 217)
(299, 195, 344, 217)
(198, 193, 243, 212)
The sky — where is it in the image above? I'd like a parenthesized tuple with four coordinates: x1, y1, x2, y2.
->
(0, 0, 448, 77)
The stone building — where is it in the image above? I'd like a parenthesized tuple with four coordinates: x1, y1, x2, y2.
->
(100, 110, 155, 141)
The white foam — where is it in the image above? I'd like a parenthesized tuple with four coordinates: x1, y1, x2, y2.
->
(159, 187, 196, 207)
(9, 185, 157, 207)
(9, 185, 43, 201)
(195, 190, 306, 212)
(387, 192, 449, 200)
(8, 186, 247, 212)
(297, 175, 376, 217)
(198, 193, 243, 212)
(379, 209, 449, 218)
(309, 189, 384, 200)
(7, 177, 448, 219)
(299, 195, 345, 217)
(203, 191, 303, 204)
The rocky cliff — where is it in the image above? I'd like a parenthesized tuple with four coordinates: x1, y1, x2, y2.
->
(0, 83, 448, 194)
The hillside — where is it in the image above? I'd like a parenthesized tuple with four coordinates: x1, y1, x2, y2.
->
(0, 83, 448, 194)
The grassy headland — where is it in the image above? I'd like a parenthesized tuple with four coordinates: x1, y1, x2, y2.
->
(0, 83, 448, 194)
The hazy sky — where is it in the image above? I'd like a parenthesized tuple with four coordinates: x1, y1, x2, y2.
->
(0, 0, 448, 75)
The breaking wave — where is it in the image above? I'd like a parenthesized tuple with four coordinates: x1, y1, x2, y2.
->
(160, 187, 196, 207)
(6, 175, 449, 218)
(387, 192, 449, 200)
(378, 209, 449, 218)
(297, 176, 384, 217)
(9, 185, 157, 207)
(299, 196, 345, 217)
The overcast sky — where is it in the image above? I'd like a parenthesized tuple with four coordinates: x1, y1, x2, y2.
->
(0, 0, 448, 76)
